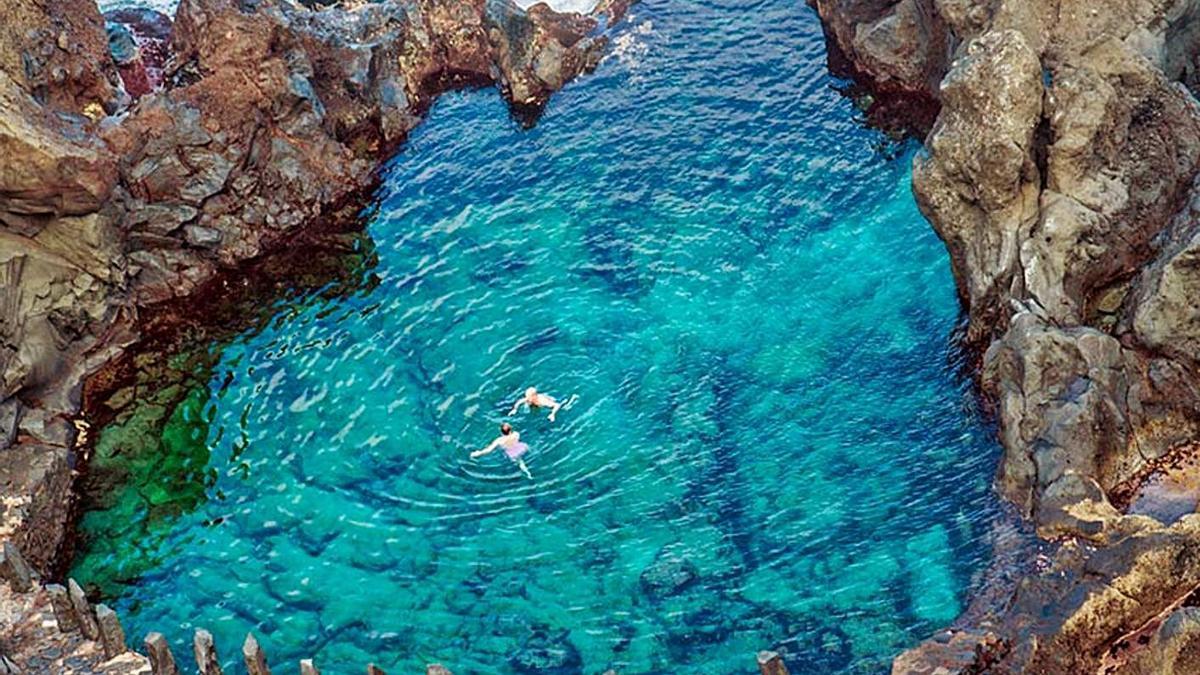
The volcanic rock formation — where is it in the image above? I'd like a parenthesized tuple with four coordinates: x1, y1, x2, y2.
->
(0, 0, 622, 634)
(812, 0, 1200, 671)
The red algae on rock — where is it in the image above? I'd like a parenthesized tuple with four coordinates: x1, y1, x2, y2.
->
(0, 0, 625, 669)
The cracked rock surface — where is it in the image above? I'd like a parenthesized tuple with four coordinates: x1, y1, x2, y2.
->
(812, 0, 1200, 671)
(0, 0, 622, 651)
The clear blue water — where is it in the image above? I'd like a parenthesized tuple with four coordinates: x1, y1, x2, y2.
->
(73, 1, 1001, 672)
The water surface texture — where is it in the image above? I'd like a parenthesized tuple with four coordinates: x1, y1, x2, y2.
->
(74, 1, 1000, 672)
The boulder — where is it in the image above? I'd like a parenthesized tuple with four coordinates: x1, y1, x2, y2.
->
(508, 628, 583, 675)
(913, 28, 1044, 344)
(0, 0, 119, 113)
(639, 549, 699, 599)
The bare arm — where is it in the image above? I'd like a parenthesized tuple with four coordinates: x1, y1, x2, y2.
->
(471, 437, 500, 458)
(548, 400, 562, 422)
(508, 398, 525, 416)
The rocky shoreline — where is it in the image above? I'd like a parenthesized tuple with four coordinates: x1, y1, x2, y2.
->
(812, 0, 1200, 672)
(0, 0, 626, 668)
(11, 0, 1200, 671)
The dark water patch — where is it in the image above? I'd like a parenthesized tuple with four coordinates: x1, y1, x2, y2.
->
(72, 1, 1002, 672)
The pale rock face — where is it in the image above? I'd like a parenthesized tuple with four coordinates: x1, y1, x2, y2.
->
(810, 0, 1200, 671)
(515, 0, 599, 13)
(913, 28, 1043, 342)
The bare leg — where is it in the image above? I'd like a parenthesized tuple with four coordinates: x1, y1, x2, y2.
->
(516, 459, 533, 479)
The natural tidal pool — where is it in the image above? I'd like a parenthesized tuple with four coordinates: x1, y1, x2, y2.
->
(73, 0, 1001, 672)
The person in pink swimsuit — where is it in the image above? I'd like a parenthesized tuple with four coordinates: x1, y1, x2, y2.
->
(470, 422, 532, 479)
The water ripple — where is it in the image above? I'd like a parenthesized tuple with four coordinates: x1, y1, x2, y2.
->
(74, 1, 1001, 673)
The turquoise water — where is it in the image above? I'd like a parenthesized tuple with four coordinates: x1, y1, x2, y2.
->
(73, 1, 1001, 672)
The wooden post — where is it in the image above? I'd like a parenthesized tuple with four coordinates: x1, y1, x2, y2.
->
(300, 659, 320, 675)
(67, 579, 100, 640)
(45, 583, 78, 632)
(757, 650, 789, 675)
(0, 542, 33, 592)
(194, 629, 224, 675)
(243, 633, 271, 675)
(145, 632, 180, 675)
(95, 604, 127, 658)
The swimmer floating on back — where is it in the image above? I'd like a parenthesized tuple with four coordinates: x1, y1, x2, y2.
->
(470, 422, 532, 479)
(508, 386, 576, 422)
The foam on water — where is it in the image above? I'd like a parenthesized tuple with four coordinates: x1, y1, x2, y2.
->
(73, 1, 1001, 673)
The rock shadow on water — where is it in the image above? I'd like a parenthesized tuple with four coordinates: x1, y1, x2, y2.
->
(508, 626, 584, 675)
(577, 219, 650, 298)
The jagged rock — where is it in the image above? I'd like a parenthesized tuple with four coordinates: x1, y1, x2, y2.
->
(183, 225, 222, 248)
(1023, 39, 1200, 326)
(756, 650, 788, 675)
(1130, 179, 1200, 363)
(0, 0, 120, 112)
(1120, 606, 1200, 674)
(982, 314, 1133, 518)
(145, 632, 179, 675)
(300, 660, 320, 675)
(0, 397, 21, 449)
(0, 445, 71, 576)
(914, 28, 1044, 344)
(0, 542, 33, 592)
(95, 604, 127, 658)
(242, 633, 270, 675)
(45, 583, 78, 632)
(194, 629, 223, 675)
(67, 579, 99, 640)
(808, 0, 947, 130)
(0, 72, 117, 228)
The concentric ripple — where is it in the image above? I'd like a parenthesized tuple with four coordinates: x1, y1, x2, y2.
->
(73, 1, 1001, 672)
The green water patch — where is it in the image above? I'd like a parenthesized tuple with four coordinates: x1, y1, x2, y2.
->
(71, 2, 1002, 673)
(72, 232, 377, 600)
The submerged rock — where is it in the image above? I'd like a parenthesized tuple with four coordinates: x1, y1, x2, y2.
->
(812, 0, 1200, 671)
(639, 549, 699, 599)
(508, 628, 583, 675)
(0, 0, 624, 589)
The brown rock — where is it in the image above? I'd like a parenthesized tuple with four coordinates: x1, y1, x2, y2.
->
(194, 628, 224, 675)
(243, 633, 270, 675)
(95, 603, 127, 658)
(67, 578, 99, 640)
(0, 541, 33, 592)
(0, 445, 72, 576)
(145, 631, 180, 675)
(0, 0, 119, 112)
(756, 650, 788, 675)
(45, 583, 78, 632)
(913, 28, 1044, 345)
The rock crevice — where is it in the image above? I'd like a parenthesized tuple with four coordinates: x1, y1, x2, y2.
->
(0, 0, 624, 627)
(814, 0, 1200, 671)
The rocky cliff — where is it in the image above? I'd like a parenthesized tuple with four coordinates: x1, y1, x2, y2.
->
(0, 0, 621, 609)
(812, 0, 1200, 671)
